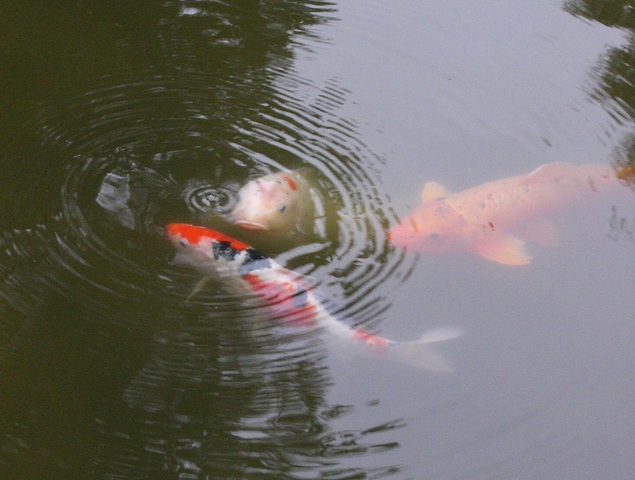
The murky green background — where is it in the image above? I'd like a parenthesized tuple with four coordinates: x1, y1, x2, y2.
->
(1, 1, 633, 479)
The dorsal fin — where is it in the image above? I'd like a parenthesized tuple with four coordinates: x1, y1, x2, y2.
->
(421, 182, 448, 202)
(527, 162, 574, 179)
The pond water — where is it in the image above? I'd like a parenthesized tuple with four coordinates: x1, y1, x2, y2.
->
(0, 1, 633, 479)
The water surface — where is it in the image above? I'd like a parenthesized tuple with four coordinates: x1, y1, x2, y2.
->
(0, 1, 633, 479)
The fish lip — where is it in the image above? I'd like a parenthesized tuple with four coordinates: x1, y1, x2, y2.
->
(235, 220, 267, 230)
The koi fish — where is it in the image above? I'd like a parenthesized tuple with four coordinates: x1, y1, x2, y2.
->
(388, 162, 632, 265)
(166, 223, 462, 371)
(231, 170, 314, 233)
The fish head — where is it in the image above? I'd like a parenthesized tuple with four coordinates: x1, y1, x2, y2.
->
(231, 171, 312, 232)
(388, 201, 468, 253)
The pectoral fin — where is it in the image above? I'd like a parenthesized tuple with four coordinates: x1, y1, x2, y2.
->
(421, 182, 449, 202)
(186, 276, 212, 303)
(172, 251, 198, 267)
(475, 234, 532, 265)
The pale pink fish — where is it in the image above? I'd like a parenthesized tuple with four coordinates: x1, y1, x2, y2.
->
(166, 223, 463, 371)
(388, 162, 632, 265)
(231, 170, 314, 233)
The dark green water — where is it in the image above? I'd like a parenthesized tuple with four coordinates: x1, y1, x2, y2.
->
(0, 1, 633, 479)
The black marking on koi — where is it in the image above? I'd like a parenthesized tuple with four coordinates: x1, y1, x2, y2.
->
(246, 248, 267, 261)
(212, 240, 237, 261)
(238, 258, 273, 277)
(237, 248, 272, 276)
(291, 287, 309, 309)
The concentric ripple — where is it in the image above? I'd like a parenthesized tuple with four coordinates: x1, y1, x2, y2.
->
(0, 58, 417, 346)
(0, 66, 411, 480)
(0, 3, 411, 478)
(182, 179, 239, 215)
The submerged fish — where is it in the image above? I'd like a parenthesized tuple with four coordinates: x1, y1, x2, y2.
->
(388, 162, 632, 265)
(166, 223, 462, 371)
(231, 170, 314, 233)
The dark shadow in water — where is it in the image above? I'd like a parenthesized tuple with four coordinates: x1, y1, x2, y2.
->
(0, 1, 405, 479)
(564, 0, 635, 183)
(564, 0, 635, 255)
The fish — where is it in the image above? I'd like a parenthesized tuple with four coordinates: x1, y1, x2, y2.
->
(166, 223, 463, 371)
(230, 170, 314, 233)
(388, 162, 632, 265)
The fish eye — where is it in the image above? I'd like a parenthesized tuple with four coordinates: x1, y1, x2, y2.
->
(236, 194, 240, 202)
(279, 205, 286, 213)
(179, 239, 188, 247)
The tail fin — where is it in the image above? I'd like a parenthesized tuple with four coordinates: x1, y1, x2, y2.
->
(392, 344, 455, 372)
(390, 326, 464, 372)
(411, 326, 464, 344)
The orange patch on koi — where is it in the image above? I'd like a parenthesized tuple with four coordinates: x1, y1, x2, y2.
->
(283, 175, 298, 191)
(167, 223, 250, 250)
(351, 330, 388, 350)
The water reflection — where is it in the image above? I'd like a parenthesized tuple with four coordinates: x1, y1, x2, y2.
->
(565, 0, 635, 185)
(0, 1, 410, 478)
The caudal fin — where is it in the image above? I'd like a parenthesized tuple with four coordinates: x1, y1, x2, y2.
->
(392, 344, 455, 372)
(411, 326, 464, 344)
(390, 326, 464, 372)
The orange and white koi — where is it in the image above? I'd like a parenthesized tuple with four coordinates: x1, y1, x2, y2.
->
(231, 170, 314, 233)
(388, 162, 632, 265)
(166, 223, 462, 370)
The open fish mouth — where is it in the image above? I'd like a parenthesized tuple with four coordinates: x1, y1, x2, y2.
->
(234, 220, 267, 230)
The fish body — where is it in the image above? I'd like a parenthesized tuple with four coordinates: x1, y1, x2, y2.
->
(166, 223, 462, 370)
(388, 163, 624, 265)
(231, 170, 314, 233)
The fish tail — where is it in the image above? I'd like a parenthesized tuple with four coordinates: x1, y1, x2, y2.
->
(390, 344, 455, 372)
(388, 325, 464, 372)
(410, 326, 465, 345)
(347, 325, 463, 372)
